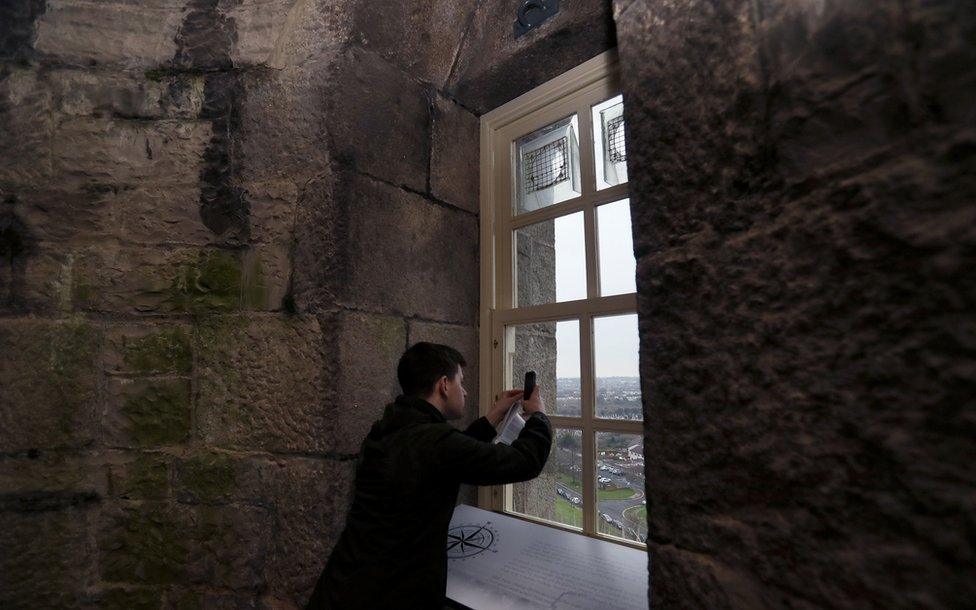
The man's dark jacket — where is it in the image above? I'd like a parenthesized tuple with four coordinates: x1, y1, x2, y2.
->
(305, 394, 553, 609)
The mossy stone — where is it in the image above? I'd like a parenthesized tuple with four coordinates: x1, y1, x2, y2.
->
(167, 250, 242, 313)
(122, 327, 192, 375)
(99, 587, 162, 610)
(114, 454, 169, 499)
(101, 507, 187, 585)
(122, 381, 191, 446)
(176, 452, 237, 503)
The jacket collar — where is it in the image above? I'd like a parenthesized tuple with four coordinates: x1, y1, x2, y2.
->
(393, 394, 446, 423)
(367, 394, 447, 441)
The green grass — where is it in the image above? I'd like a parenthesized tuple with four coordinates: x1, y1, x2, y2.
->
(598, 519, 623, 535)
(557, 473, 581, 491)
(555, 496, 582, 527)
(557, 473, 637, 501)
(599, 487, 636, 501)
(623, 504, 647, 524)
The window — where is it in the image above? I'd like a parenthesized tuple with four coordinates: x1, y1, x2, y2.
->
(478, 50, 645, 547)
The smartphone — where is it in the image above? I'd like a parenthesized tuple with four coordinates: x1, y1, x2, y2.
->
(523, 370, 537, 402)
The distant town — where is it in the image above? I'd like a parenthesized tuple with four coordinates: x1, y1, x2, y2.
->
(554, 376, 642, 419)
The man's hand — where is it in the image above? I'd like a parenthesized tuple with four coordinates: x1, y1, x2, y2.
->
(486, 389, 523, 426)
(522, 389, 544, 417)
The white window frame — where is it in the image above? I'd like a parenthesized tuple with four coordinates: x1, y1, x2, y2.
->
(477, 49, 643, 548)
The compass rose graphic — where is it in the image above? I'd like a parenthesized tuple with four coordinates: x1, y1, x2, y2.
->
(446, 522, 497, 559)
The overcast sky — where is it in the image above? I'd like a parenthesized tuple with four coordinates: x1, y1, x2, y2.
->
(550, 199, 638, 378)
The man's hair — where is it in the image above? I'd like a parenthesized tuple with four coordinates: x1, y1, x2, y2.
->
(397, 342, 467, 397)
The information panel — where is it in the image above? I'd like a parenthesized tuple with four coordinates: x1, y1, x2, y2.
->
(446, 505, 648, 609)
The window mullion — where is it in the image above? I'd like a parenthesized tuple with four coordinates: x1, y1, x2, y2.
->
(583, 204, 599, 300)
(580, 314, 596, 535)
(499, 142, 514, 310)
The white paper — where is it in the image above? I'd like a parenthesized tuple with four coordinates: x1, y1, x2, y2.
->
(493, 402, 525, 445)
(447, 504, 648, 610)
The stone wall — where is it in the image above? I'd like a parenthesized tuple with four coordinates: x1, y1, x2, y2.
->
(0, 1, 615, 608)
(615, 0, 976, 607)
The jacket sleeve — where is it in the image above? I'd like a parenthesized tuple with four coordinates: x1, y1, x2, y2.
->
(436, 413, 553, 486)
(461, 416, 497, 442)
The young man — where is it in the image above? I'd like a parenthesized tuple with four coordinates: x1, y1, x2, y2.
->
(305, 342, 552, 609)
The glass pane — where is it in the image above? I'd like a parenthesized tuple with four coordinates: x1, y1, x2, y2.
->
(596, 432, 646, 543)
(594, 313, 641, 420)
(597, 199, 637, 296)
(514, 114, 581, 214)
(515, 211, 586, 307)
(505, 319, 580, 417)
(592, 95, 628, 189)
(512, 428, 582, 529)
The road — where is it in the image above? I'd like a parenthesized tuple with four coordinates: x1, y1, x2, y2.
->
(554, 459, 647, 542)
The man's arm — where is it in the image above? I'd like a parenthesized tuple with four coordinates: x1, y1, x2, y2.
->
(462, 417, 497, 442)
(460, 389, 525, 443)
(436, 412, 553, 486)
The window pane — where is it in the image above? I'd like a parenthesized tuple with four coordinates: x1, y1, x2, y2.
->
(512, 428, 582, 529)
(597, 199, 637, 296)
(514, 114, 581, 214)
(596, 432, 646, 543)
(515, 211, 586, 307)
(592, 95, 627, 189)
(594, 314, 641, 420)
(505, 319, 580, 417)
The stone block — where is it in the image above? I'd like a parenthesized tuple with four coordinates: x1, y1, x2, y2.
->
(350, 0, 474, 88)
(51, 69, 205, 119)
(33, 0, 184, 68)
(333, 310, 406, 454)
(0, 68, 55, 185)
(242, 244, 292, 311)
(99, 502, 271, 590)
(0, 318, 101, 452)
(446, 0, 617, 113)
(8, 183, 215, 247)
(239, 66, 332, 185)
(756, 1, 924, 182)
(196, 315, 336, 453)
(52, 118, 212, 186)
(261, 0, 353, 69)
(328, 47, 431, 191)
(0, 244, 71, 315)
(0, 507, 93, 609)
(259, 457, 355, 604)
(111, 184, 217, 245)
(228, 0, 302, 68)
(290, 169, 341, 314)
(174, 450, 263, 505)
(0, 452, 105, 507)
(246, 179, 300, 246)
(104, 323, 193, 376)
(164, 589, 285, 610)
(407, 320, 480, 428)
(0, 0, 46, 62)
(71, 246, 285, 314)
(105, 452, 172, 501)
(103, 378, 192, 448)
(336, 173, 479, 324)
(10, 186, 112, 244)
(430, 94, 480, 214)
(91, 586, 164, 610)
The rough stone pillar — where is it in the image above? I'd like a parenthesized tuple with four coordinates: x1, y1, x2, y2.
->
(614, 0, 976, 607)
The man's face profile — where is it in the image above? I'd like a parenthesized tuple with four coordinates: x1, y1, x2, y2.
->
(440, 365, 467, 420)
